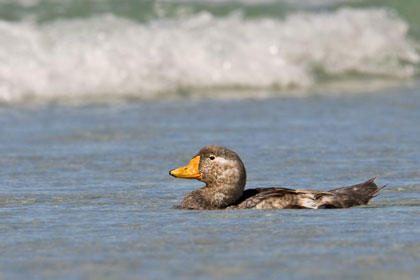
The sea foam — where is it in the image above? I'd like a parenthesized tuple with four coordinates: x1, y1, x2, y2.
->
(0, 8, 418, 103)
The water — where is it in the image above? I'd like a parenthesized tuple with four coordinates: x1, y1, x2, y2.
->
(1, 0, 420, 279)
(1, 87, 420, 279)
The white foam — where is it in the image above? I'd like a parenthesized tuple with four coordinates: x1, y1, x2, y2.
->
(0, 8, 418, 103)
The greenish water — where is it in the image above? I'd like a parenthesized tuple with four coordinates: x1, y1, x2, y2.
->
(1, 0, 420, 36)
(1, 87, 420, 279)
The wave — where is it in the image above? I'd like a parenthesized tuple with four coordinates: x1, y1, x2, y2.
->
(0, 8, 419, 103)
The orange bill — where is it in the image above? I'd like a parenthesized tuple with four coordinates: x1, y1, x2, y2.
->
(169, 156, 202, 180)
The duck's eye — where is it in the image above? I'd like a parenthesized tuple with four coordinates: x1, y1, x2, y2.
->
(209, 156, 215, 160)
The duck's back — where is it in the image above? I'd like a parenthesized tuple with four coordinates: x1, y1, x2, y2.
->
(227, 178, 384, 209)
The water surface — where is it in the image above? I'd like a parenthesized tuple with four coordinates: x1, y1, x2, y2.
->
(1, 88, 420, 279)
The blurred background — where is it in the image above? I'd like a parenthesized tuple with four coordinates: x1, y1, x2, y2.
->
(0, 0, 419, 103)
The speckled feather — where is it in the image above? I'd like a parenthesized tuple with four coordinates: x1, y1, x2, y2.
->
(226, 178, 383, 209)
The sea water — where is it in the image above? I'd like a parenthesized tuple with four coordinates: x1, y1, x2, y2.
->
(1, 90, 420, 279)
(1, 0, 420, 279)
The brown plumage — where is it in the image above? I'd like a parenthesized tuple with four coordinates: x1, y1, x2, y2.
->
(169, 145, 385, 210)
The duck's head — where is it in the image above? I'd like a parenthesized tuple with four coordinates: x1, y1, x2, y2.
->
(170, 145, 246, 193)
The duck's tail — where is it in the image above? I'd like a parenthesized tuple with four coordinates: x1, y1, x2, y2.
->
(325, 178, 386, 208)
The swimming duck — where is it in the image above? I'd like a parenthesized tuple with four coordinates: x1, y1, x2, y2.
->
(169, 145, 384, 210)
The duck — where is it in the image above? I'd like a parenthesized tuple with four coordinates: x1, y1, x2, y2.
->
(169, 145, 385, 210)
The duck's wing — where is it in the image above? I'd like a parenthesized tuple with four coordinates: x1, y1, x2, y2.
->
(228, 187, 334, 209)
(227, 178, 385, 209)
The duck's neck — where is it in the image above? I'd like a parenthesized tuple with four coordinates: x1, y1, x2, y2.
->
(181, 183, 245, 210)
(200, 180, 246, 208)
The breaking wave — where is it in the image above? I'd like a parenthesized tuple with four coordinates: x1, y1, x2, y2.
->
(0, 7, 419, 103)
